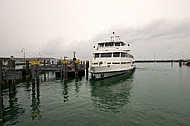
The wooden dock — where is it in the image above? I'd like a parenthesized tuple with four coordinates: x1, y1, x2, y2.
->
(0, 56, 90, 124)
(0, 57, 89, 82)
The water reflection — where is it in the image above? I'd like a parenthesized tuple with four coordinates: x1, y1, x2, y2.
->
(90, 70, 135, 112)
(3, 85, 25, 125)
(30, 90, 41, 120)
(24, 79, 31, 92)
(62, 82, 69, 102)
(74, 77, 83, 95)
(62, 77, 83, 102)
(40, 71, 55, 83)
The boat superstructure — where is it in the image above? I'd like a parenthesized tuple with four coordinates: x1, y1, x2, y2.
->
(90, 32, 135, 80)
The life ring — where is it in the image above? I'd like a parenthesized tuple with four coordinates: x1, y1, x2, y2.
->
(101, 73, 104, 78)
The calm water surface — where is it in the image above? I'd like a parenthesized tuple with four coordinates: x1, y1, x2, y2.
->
(2, 63, 190, 126)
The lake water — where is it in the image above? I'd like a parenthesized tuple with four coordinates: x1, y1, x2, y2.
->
(2, 63, 190, 126)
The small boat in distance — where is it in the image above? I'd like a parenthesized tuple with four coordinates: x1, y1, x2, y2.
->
(90, 32, 135, 80)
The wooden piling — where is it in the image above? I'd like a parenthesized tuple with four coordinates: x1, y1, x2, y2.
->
(31, 60, 35, 91)
(43, 60, 46, 66)
(43, 60, 46, 71)
(62, 59, 68, 80)
(64, 63, 68, 80)
(74, 60, 79, 78)
(171, 60, 173, 67)
(179, 59, 182, 67)
(26, 60, 30, 75)
(60, 60, 63, 78)
(12, 60, 15, 69)
(86, 60, 89, 79)
(36, 60, 40, 90)
(0, 59, 3, 124)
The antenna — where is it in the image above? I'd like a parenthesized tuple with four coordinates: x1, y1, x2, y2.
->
(111, 32, 116, 42)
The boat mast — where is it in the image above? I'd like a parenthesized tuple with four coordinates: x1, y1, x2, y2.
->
(111, 32, 116, 42)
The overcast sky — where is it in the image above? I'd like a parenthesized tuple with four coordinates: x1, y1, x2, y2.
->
(0, 0, 190, 60)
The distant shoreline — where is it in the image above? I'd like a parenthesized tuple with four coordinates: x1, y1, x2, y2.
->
(135, 59, 187, 63)
(0, 57, 189, 63)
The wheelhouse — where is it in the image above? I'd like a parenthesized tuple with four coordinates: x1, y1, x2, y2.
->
(98, 41, 126, 48)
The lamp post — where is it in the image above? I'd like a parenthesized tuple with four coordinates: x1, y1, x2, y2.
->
(39, 52, 41, 59)
(73, 51, 76, 59)
(39, 52, 41, 64)
(21, 48, 26, 68)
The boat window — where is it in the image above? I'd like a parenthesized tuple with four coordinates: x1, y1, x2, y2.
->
(121, 42, 125, 46)
(112, 62, 120, 64)
(100, 53, 112, 58)
(98, 43, 104, 47)
(121, 52, 125, 57)
(129, 54, 134, 58)
(107, 62, 111, 64)
(95, 53, 100, 58)
(105, 42, 114, 47)
(126, 53, 134, 58)
(113, 52, 120, 57)
(115, 42, 120, 46)
(121, 62, 127, 64)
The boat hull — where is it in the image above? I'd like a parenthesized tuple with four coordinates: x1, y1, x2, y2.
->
(90, 66, 135, 80)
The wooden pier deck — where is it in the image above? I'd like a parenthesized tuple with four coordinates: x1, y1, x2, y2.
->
(0, 57, 89, 82)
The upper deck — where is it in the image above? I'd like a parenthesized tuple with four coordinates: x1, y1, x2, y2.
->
(94, 32, 130, 52)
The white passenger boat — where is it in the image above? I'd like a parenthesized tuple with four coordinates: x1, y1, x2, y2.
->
(90, 32, 135, 80)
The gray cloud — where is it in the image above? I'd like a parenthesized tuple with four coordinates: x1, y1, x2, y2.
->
(41, 37, 65, 56)
(1, 18, 190, 60)
(83, 18, 190, 60)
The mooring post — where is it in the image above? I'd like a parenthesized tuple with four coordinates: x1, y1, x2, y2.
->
(10, 56, 14, 70)
(171, 59, 173, 67)
(43, 60, 46, 81)
(26, 60, 30, 75)
(74, 60, 79, 78)
(8, 57, 11, 71)
(0, 59, 3, 124)
(73, 51, 78, 78)
(179, 59, 182, 67)
(36, 60, 40, 90)
(43, 60, 46, 69)
(12, 60, 15, 69)
(62, 58, 68, 80)
(60, 58, 63, 78)
(64, 62, 68, 80)
(86, 60, 89, 79)
(31, 60, 35, 91)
